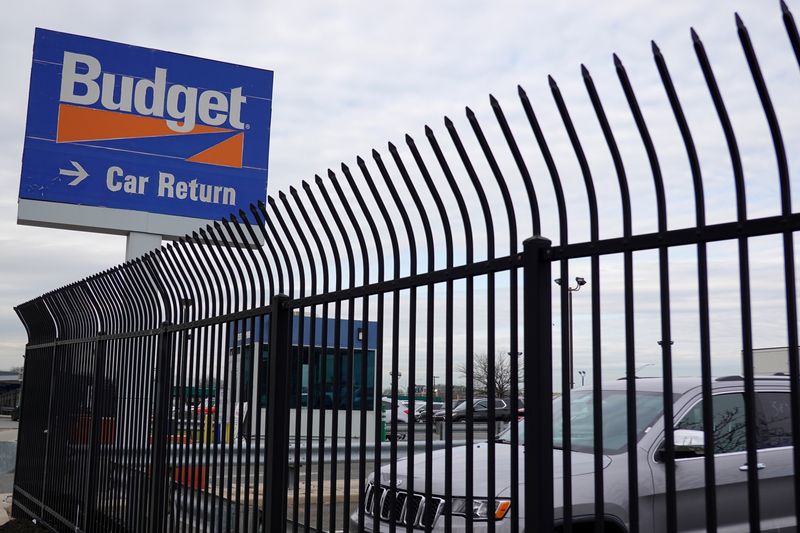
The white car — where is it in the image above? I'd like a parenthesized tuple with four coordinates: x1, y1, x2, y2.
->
(382, 397, 411, 424)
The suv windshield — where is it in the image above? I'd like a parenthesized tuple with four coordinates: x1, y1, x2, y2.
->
(497, 390, 668, 454)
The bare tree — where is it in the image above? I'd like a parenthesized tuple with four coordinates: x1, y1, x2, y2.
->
(458, 352, 524, 399)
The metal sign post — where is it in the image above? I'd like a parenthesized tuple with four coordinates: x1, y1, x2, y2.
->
(125, 232, 162, 261)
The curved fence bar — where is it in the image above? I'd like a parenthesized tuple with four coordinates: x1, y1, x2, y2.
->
(653, 39, 718, 532)
(11, 5, 800, 533)
(551, 73, 605, 533)
(616, 52, 679, 533)
(694, 23, 761, 533)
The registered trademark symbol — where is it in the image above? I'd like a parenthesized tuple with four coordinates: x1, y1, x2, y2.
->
(245, 124, 251, 130)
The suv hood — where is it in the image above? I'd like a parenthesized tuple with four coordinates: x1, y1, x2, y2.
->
(377, 443, 611, 497)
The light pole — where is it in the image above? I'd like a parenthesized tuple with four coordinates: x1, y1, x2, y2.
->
(578, 370, 586, 387)
(555, 276, 586, 389)
(389, 371, 402, 395)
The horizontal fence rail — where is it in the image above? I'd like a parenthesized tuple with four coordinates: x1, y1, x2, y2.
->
(12, 4, 800, 533)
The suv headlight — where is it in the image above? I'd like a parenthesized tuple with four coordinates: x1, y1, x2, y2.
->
(451, 498, 511, 520)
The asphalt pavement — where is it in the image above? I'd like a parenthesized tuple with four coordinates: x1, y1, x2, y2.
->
(0, 417, 18, 494)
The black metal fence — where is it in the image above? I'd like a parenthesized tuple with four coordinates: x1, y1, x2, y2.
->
(12, 4, 800, 532)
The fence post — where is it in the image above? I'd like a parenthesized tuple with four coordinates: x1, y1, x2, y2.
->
(39, 340, 58, 520)
(523, 236, 553, 531)
(264, 295, 291, 532)
(149, 323, 174, 533)
(82, 334, 106, 530)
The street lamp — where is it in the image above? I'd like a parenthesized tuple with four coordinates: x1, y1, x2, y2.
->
(555, 276, 586, 389)
(578, 370, 586, 387)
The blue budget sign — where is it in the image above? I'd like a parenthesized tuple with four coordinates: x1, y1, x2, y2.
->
(19, 29, 273, 228)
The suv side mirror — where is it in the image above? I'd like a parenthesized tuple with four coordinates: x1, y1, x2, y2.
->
(656, 429, 705, 461)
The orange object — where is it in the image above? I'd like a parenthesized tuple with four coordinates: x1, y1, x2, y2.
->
(186, 132, 244, 168)
(148, 433, 193, 445)
(71, 415, 116, 445)
(57, 103, 228, 142)
(495, 501, 511, 519)
(173, 465, 207, 490)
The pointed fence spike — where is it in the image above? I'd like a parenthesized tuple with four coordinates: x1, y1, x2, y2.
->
(651, 40, 662, 55)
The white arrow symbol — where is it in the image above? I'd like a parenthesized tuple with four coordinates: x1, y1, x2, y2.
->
(59, 161, 89, 186)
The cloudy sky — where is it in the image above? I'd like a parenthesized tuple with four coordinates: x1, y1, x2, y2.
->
(2, 1, 800, 389)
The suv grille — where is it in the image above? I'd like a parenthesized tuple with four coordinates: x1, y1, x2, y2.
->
(364, 481, 445, 528)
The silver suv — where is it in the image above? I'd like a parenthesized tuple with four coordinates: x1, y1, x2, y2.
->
(352, 376, 795, 531)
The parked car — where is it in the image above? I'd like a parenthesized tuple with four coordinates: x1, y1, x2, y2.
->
(414, 401, 445, 422)
(195, 398, 216, 415)
(355, 376, 795, 531)
(382, 397, 411, 424)
(433, 398, 523, 422)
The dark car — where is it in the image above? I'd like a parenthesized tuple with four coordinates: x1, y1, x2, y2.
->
(413, 401, 445, 422)
(433, 398, 523, 422)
